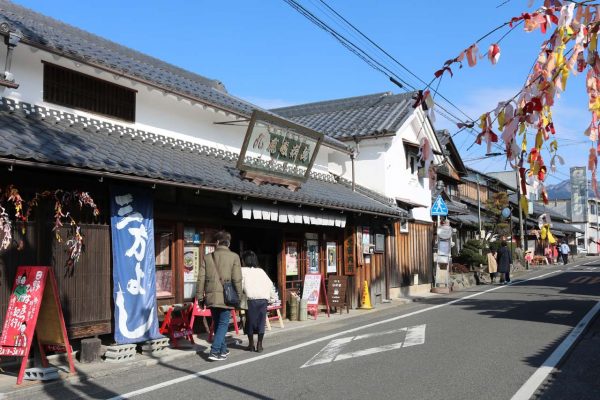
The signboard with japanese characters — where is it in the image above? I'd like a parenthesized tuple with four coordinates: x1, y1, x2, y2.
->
(344, 226, 356, 275)
(0, 266, 75, 384)
(237, 110, 324, 184)
(327, 275, 349, 313)
(110, 186, 161, 344)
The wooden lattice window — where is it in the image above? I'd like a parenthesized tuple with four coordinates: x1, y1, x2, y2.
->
(43, 62, 136, 122)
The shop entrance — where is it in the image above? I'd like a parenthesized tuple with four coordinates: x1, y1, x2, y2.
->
(228, 226, 282, 284)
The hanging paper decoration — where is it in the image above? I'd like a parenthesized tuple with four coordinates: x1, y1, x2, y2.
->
(0, 186, 100, 267)
(488, 44, 501, 65)
(424, 2, 600, 203)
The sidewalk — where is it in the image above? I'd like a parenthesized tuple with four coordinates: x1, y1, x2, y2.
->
(0, 297, 420, 399)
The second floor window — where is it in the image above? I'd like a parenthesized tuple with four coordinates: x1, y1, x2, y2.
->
(43, 62, 136, 122)
(407, 154, 419, 175)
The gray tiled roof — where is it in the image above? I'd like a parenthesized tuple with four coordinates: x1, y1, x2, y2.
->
(272, 92, 417, 140)
(0, 1, 351, 153)
(0, 97, 404, 217)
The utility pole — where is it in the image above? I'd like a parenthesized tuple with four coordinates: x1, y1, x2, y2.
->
(515, 166, 525, 249)
(476, 173, 482, 240)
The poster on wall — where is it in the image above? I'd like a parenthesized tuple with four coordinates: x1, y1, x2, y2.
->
(326, 242, 337, 273)
(306, 240, 319, 274)
(286, 242, 298, 276)
(302, 274, 321, 305)
(110, 185, 161, 344)
(155, 233, 170, 266)
(183, 247, 200, 283)
(155, 269, 172, 297)
(362, 227, 371, 253)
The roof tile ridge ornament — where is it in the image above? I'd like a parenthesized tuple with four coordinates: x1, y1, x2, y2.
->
(309, 171, 337, 183)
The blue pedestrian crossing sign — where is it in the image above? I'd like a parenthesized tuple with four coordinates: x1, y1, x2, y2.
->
(431, 195, 448, 216)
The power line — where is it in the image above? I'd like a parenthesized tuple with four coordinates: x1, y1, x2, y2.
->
(284, 0, 508, 154)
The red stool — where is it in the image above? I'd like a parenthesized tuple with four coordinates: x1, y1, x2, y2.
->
(189, 299, 240, 342)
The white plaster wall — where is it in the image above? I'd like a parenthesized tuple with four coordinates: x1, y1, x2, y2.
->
(325, 109, 442, 222)
(352, 139, 387, 195)
(3, 43, 336, 172)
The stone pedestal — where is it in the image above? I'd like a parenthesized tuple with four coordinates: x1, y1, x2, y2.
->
(80, 338, 101, 363)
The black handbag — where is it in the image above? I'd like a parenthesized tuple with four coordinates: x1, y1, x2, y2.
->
(212, 254, 239, 307)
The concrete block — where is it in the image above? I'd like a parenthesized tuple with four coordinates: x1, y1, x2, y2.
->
(105, 343, 137, 354)
(80, 338, 101, 363)
(24, 367, 59, 381)
(140, 338, 170, 351)
(104, 343, 137, 362)
(104, 352, 135, 363)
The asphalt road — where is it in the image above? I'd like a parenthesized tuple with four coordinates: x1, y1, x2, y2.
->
(25, 258, 600, 400)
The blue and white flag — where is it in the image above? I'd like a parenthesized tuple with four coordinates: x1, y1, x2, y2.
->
(110, 185, 161, 344)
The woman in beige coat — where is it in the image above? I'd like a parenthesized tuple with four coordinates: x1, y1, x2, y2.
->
(487, 250, 498, 284)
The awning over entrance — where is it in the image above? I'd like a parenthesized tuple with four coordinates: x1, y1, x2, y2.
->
(235, 200, 347, 227)
(0, 98, 405, 218)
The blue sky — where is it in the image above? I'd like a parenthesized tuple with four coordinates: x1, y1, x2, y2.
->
(13, 0, 591, 184)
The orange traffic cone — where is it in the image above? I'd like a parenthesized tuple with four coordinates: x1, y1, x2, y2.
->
(360, 280, 373, 309)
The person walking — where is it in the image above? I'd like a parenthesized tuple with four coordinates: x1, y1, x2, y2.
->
(486, 250, 498, 284)
(196, 230, 242, 361)
(560, 241, 570, 265)
(497, 241, 512, 284)
(241, 250, 274, 353)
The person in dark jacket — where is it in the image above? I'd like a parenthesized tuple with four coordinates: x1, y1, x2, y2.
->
(196, 230, 242, 361)
(497, 241, 513, 284)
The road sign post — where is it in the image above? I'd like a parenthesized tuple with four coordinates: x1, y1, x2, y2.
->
(431, 196, 451, 293)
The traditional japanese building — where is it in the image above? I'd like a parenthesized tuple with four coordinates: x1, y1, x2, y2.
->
(0, 0, 406, 343)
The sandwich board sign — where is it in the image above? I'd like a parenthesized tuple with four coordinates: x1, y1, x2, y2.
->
(431, 195, 448, 216)
(0, 266, 75, 384)
(301, 274, 330, 319)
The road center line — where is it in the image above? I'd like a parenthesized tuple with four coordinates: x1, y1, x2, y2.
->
(107, 269, 562, 400)
(511, 300, 600, 400)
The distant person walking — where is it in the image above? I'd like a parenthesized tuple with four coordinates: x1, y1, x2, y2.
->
(241, 250, 275, 353)
(487, 250, 498, 284)
(196, 230, 242, 362)
(497, 241, 512, 284)
(560, 241, 570, 265)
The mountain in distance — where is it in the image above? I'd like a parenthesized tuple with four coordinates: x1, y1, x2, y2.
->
(545, 179, 597, 200)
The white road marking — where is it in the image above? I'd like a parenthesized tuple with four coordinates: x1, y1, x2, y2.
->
(301, 325, 425, 368)
(546, 310, 573, 316)
(403, 324, 426, 347)
(511, 300, 600, 400)
(107, 270, 562, 400)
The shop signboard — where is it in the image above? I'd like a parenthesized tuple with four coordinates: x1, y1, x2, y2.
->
(302, 274, 322, 306)
(327, 275, 349, 313)
(237, 110, 324, 184)
(344, 226, 356, 275)
(110, 185, 161, 344)
(570, 166, 588, 223)
(0, 266, 75, 384)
